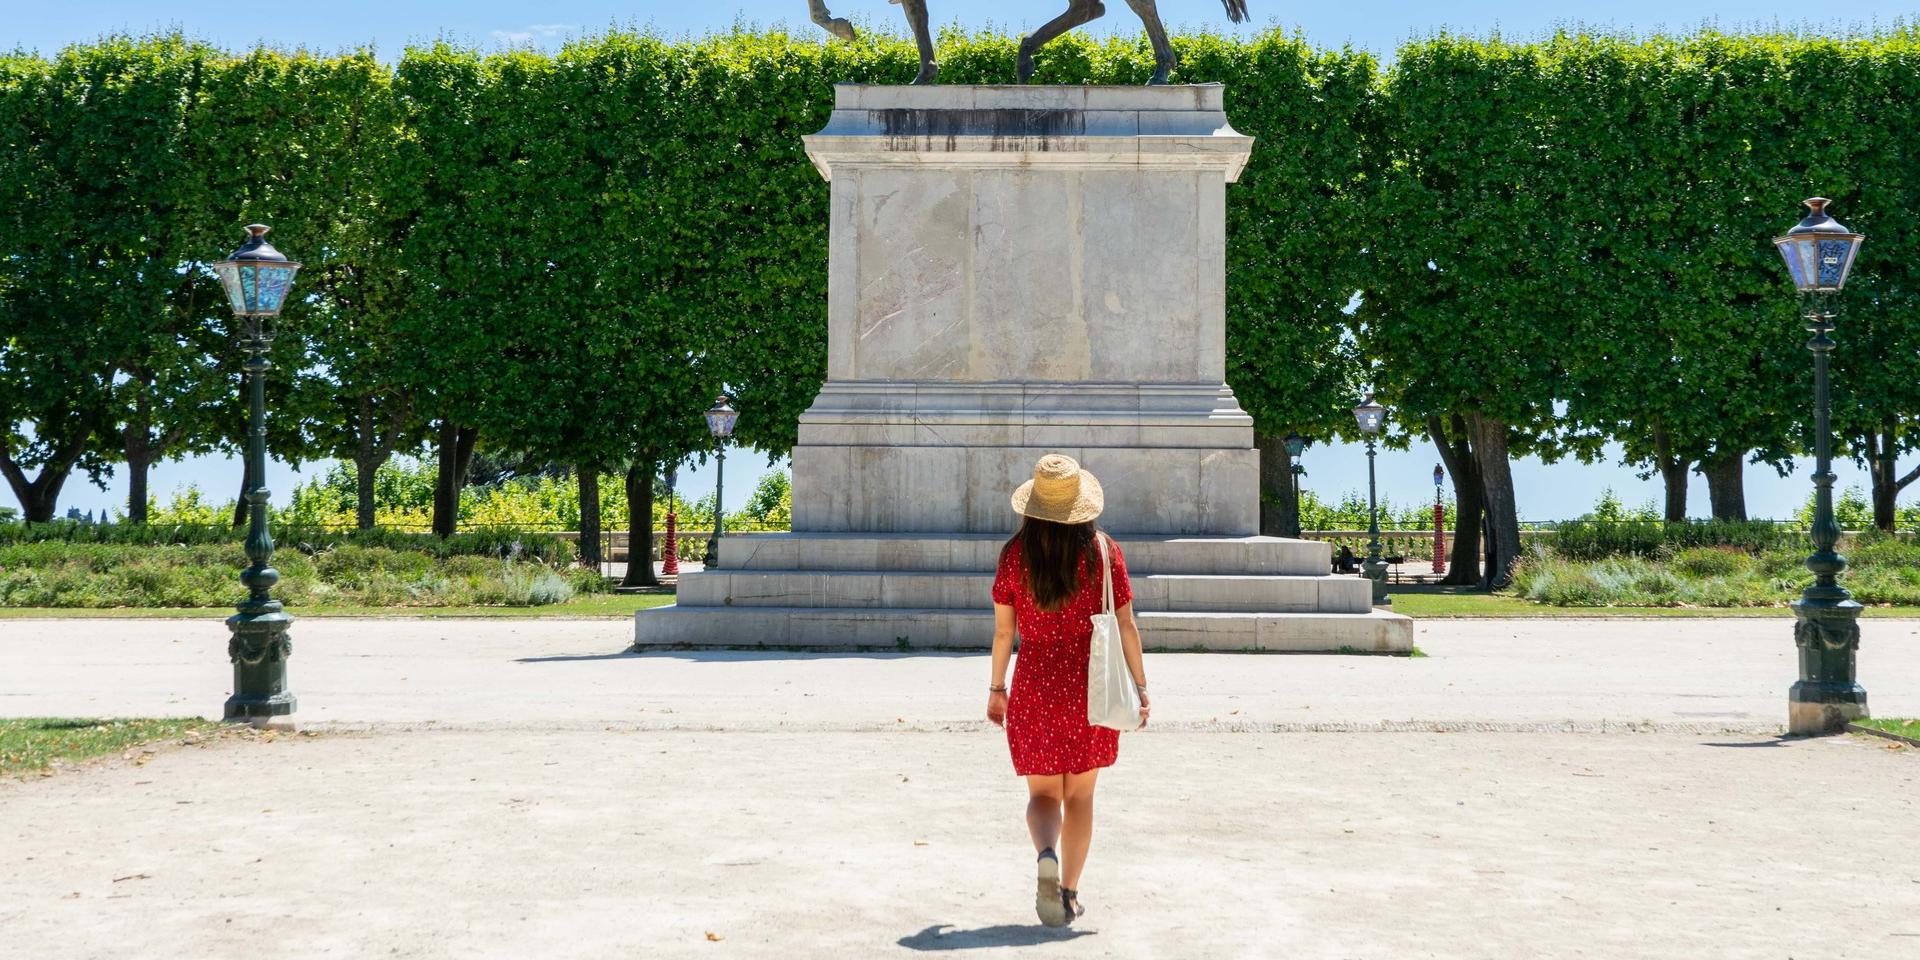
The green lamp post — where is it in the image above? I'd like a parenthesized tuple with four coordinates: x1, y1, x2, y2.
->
(701, 396, 739, 569)
(213, 225, 302, 724)
(1283, 431, 1309, 539)
(1773, 197, 1868, 735)
(1352, 393, 1389, 606)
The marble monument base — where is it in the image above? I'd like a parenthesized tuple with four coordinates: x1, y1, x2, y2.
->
(633, 83, 1412, 652)
(633, 532, 1414, 652)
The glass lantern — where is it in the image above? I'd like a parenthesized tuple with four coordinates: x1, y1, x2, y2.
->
(1773, 198, 1863, 293)
(213, 224, 302, 317)
(705, 396, 739, 440)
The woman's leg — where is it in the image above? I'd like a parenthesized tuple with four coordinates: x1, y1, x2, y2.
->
(1059, 769, 1099, 889)
(1024, 774, 1065, 854)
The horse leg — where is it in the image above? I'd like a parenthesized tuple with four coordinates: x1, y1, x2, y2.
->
(808, 0, 856, 41)
(1019, 0, 1107, 83)
(899, 0, 939, 84)
(1124, 0, 1178, 84)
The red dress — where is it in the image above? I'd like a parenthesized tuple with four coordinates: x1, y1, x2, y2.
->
(993, 535, 1133, 777)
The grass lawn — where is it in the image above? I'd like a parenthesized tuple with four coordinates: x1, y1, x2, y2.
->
(1852, 718, 1920, 742)
(0, 592, 677, 620)
(1385, 587, 1920, 619)
(0, 717, 219, 775)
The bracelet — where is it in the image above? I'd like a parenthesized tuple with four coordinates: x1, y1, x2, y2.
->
(989, 684, 1008, 693)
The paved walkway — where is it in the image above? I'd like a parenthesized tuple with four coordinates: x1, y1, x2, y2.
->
(2, 617, 1917, 730)
(3, 617, 1918, 958)
(3, 728, 1917, 959)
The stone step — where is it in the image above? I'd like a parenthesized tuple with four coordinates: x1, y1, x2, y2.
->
(676, 570, 1370, 614)
(717, 533, 1330, 577)
(631, 605, 1412, 653)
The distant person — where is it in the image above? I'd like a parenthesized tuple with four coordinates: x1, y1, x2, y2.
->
(986, 454, 1149, 927)
(1334, 544, 1359, 574)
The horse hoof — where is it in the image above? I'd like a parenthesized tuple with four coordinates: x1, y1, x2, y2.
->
(827, 18, 856, 41)
(1017, 46, 1037, 84)
(913, 61, 939, 85)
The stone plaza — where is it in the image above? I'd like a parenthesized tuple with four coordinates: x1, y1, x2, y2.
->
(3, 616, 1919, 958)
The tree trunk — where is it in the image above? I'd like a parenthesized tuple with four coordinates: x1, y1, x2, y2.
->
(0, 446, 83, 523)
(1651, 427, 1690, 523)
(578, 468, 603, 568)
(1866, 420, 1916, 533)
(231, 455, 253, 528)
(622, 460, 659, 588)
(1428, 413, 1484, 586)
(1464, 410, 1522, 590)
(126, 448, 150, 524)
(1254, 431, 1297, 537)
(352, 395, 393, 531)
(122, 389, 157, 524)
(432, 421, 478, 538)
(1701, 451, 1748, 521)
(353, 453, 382, 530)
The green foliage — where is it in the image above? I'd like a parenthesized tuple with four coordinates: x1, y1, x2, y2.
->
(1581, 489, 1660, 523)
(740, 471, 793, 527)
(0, 718, 218, 774)
(4, 27, 1919, 534)
(1546, 519, 1804, 560)
(1510, 537, 1920, 607)
(0, 518, 576, 565)
(1297, 488, 1451, 530)
(0, 541, 593, 608)
(1796, 486, 1882, 531)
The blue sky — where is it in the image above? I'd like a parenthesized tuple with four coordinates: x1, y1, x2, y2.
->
(12, 1, 1916, 59)
(12, 1, 1914, 522)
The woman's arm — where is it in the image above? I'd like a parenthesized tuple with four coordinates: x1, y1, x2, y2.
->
(986, 602, 1016, 726)
(1116, 601, 1150, 727)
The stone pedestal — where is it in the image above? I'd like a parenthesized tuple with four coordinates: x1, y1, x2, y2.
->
(636, 84, 1412, 652)
(794, 84, 1256, 536)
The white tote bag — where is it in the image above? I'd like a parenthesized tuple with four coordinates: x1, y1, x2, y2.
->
(1086, 534, 1143, 731)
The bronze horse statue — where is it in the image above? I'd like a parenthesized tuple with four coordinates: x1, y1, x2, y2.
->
(808, 0, 1250, 86)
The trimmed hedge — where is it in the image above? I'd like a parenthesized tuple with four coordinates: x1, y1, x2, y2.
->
(0, 521, 576, 565)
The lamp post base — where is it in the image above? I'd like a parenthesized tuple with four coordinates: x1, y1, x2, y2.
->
(1788, 691, 1868, 736)
(224, 609, 295, 722)
(1361, 558, 1390, 605)
(1787, 597, 1866, 735)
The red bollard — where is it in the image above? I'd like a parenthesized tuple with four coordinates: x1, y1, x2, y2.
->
(662, 511, 680, 577)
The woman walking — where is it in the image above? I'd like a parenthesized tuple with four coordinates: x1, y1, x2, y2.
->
(986, 454, 1150, 927)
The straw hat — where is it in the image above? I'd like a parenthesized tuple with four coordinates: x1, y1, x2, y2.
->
(1011, 454, 1104, 524)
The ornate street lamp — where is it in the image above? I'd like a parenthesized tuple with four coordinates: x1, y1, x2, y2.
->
(1432, 463, 1448, 577)
(1773, 197, 1868, 735)
(1351, 392, 1389, 605)
(702, 396, 739, 568)
(213, 225, 301, 724)
(1283, 432, 1309, 539)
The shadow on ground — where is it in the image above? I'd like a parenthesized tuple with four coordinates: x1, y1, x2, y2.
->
(897, 923, 1093, 950)
(516, 650, 982, 664)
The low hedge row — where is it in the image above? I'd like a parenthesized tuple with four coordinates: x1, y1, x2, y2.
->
(1544, 520, 1807, 561)
(0, 521, 576, 565)
(0, 542, 607, 608)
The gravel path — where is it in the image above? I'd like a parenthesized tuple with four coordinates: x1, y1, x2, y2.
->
(4, 617, 1918, 957)
(2, 729, 1916, 959)
(3, 617, 1917, 730)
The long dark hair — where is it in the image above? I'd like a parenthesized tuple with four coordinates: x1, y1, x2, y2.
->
(1005, 516, 1099, 612)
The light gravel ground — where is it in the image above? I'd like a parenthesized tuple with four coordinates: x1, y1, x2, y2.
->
(2, 617, 1918, 958)
(2, 617, 1917, 730)
(1, 730, 1916, 960)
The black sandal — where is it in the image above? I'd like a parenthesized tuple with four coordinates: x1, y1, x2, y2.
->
(1059, 886, 1085, 924)
(1035, 848, 1068, 927)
